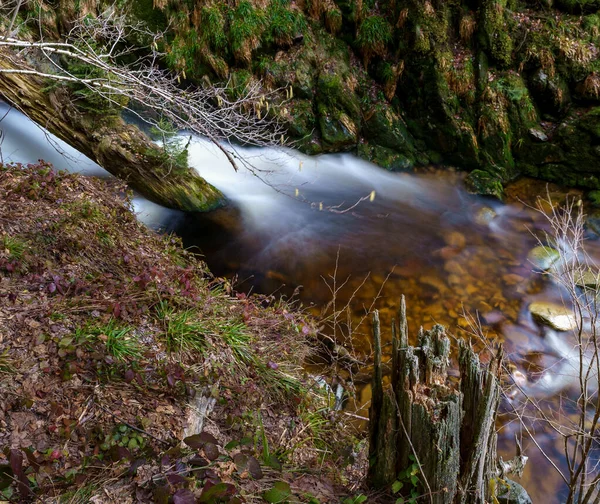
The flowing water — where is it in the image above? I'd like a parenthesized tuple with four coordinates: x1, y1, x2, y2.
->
(2, 101, 599, 502)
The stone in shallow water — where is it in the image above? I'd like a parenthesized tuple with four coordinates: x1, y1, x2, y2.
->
(574, 268, 600, 288)
(529, 301, 577, 331)
(526, 245, 560, 271)
(474, 206, 497, 226)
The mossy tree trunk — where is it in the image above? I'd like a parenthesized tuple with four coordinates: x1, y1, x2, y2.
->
(0, 54, 225, 212)
(368, 296, 503, 504)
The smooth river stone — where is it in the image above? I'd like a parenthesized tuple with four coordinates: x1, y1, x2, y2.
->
(529, 301, 577, 331)
(474, 206, 497, 226)
(527, 245, 560, 271)
(574, 268, 600, 288)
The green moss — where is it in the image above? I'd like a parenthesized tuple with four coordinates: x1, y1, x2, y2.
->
(357, 143, 415, 171)
(465, 169, 504, 199)
(480, 0, 513, 67)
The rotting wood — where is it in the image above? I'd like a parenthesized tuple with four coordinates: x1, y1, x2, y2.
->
(368, 295, 507, 504)
(0, 52, 225, 212)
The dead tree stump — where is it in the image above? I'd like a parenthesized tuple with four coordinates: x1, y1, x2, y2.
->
(368, 296, 503, 504)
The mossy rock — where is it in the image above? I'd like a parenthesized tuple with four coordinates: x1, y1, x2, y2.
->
(283, 99, 316, 139)
(362, 103, 416, 154)
(318, 110, 358, 150)
(293, 60, 316, 99)
(357, 143, 415, 172)
(528, 68, 571, 118)
(464, 169, 504, 199)
(527, 245, 561, 271)
(316, 72, 361, 121)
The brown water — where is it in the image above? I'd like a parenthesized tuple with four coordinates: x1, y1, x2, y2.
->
(150, 138, 599, 502)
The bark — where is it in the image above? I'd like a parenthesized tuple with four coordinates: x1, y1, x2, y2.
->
(368, 295, 504, 504)
(0, 53, 225, 212)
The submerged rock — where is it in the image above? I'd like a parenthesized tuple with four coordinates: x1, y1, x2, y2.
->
(527, 245, 560, 271)
(529, 301, 577, 331)
(474, 206, 497, 226)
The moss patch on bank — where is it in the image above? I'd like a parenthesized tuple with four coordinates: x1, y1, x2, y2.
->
(0, 163, 364, 503)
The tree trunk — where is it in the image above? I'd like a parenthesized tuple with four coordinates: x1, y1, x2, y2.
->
(0, 53, 225, 212)
(368, 295, 503, 504)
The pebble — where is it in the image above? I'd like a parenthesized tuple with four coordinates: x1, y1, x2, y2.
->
(526, 245, 560, 271)
(419, 275, 447, 293)
(445, 260, 466, 276)
(529, 301, 577, 331)
(503, 273, 524, 286)
(443, 231, 466, 249)
(474, 206, 497, 226)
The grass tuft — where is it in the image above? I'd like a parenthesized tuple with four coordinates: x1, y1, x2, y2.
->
(155, 300, 207, 354)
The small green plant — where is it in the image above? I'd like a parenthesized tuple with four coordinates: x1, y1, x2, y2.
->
(0, 350, 15, 374)
(2, 235, 27, 260)
(356, 15, 392, 66)
(74, 320, 142, 361)
(155, 300, 206, 354)
(265, 0, 306, 46)
(229, 1, 265, 65)
(392, 454, 421, 504)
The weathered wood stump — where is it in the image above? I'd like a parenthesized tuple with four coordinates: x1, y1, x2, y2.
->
(368, 296, 503, 504)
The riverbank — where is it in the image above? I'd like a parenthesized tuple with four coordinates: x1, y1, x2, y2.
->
(0, 163, 364, 503)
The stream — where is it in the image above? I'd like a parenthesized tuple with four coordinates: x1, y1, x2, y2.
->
(2, 101, 598, 502)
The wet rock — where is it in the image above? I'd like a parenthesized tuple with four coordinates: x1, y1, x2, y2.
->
(496, 479, 532, 504)
(526, 245, 560, 271)
(363, 103, 415, 154)
(574, 268, 600, 288)
(528, 68, 571, 118)
(419, 275, 447, 294)
(474, 206, 497, 226)
(445, 260, 466, 276)
(319, 111, 358, 150)
(529, 301, 577, 331)
(443, 231, 466, 249)
(503, 273, 524, 286)
(528, 128, 548, 143)
(465, 170, 504, 200)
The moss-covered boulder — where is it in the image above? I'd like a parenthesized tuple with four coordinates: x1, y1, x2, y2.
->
(465, 169, 504, 199)
(363, 103, 416, 154)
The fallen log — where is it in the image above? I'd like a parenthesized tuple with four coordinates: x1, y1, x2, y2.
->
(0, 52, 225, 212)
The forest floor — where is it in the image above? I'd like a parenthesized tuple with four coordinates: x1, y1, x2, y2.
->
(0, 163, 367, 503)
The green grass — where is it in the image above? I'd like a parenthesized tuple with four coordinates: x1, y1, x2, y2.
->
(75, 320, 142, 361)
(200, 4, 228, 53)
(0, 350, 15, 374)
(265, 0, 307, 45)
(155, 300, 206, 354)
(230, 0, 265, 62)
(2, 235, 27, 260)
(356, 15, 392, 59)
